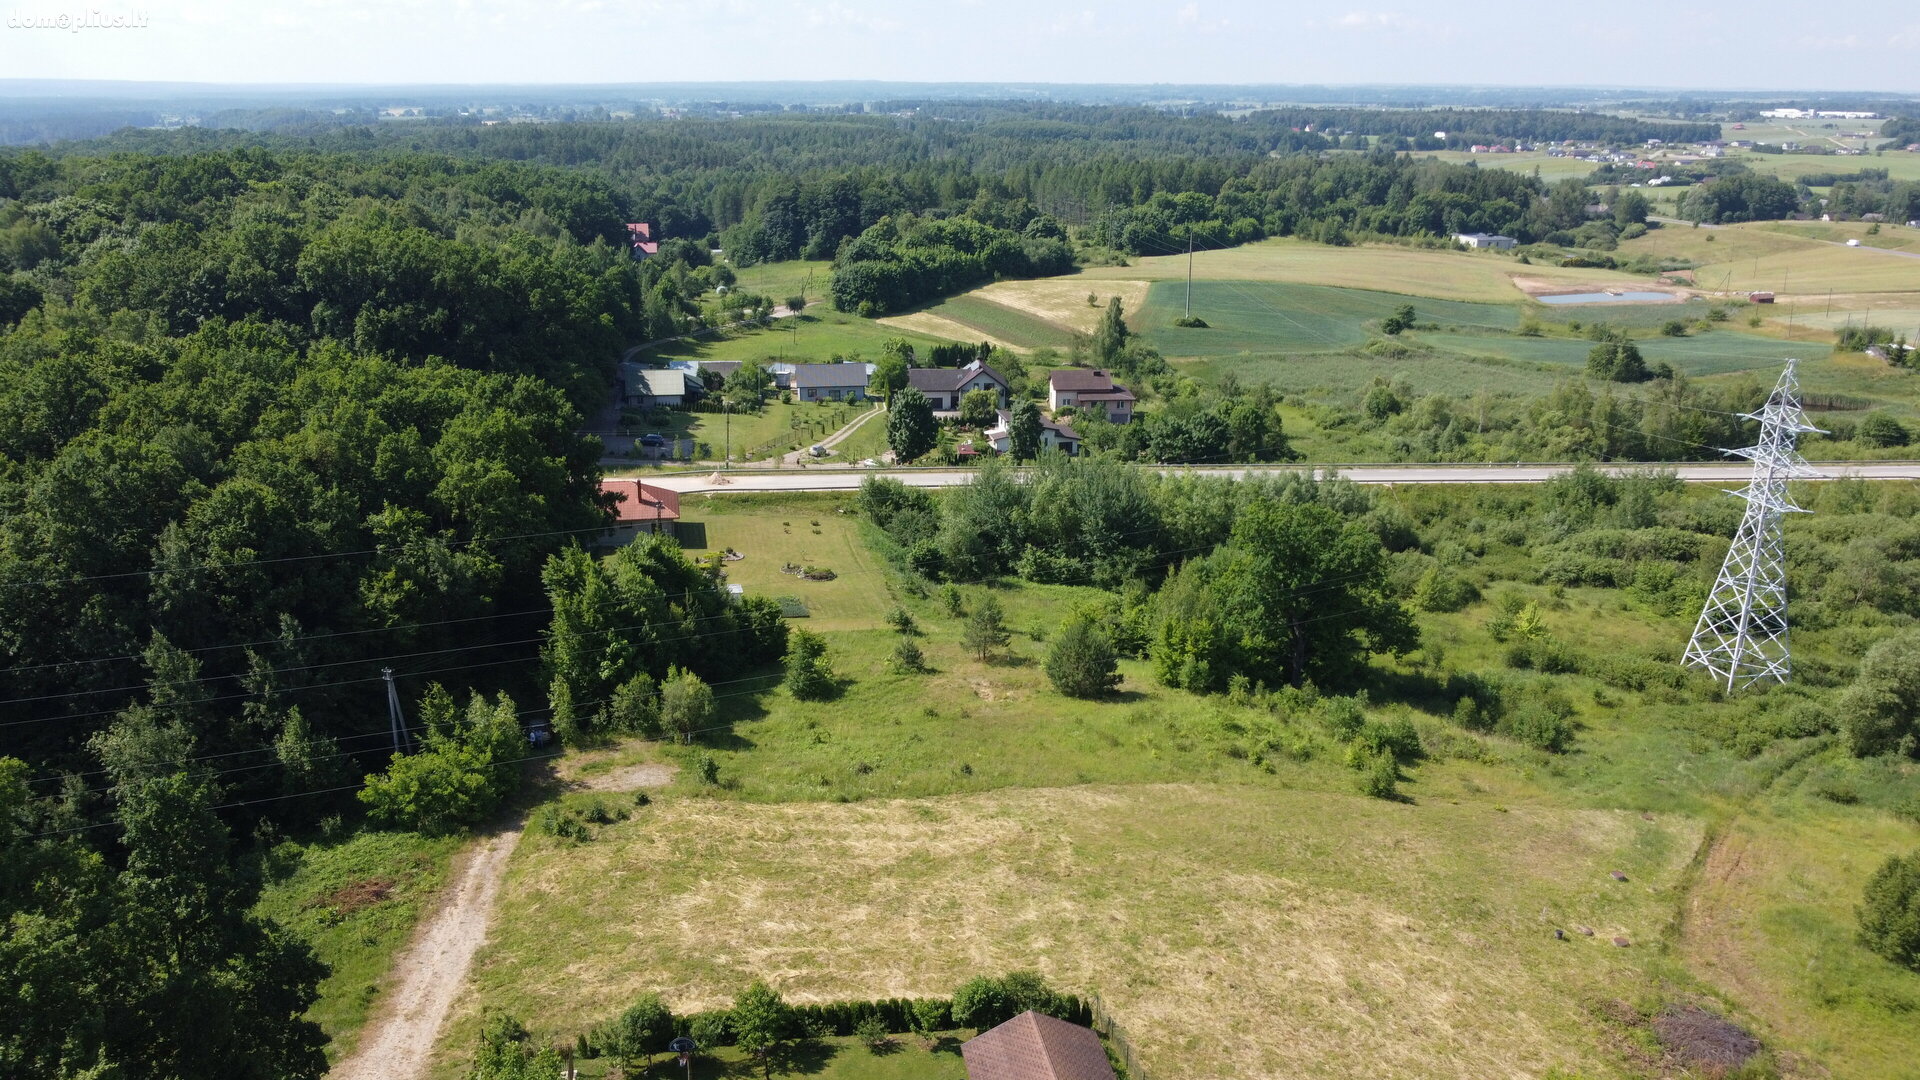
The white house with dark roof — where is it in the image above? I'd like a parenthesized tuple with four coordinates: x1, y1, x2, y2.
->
(790, 362, 870, 402)
(985, 409, 1081, 456)
(906, 358, 1011, 412)
(1046, 369, 1135, 424)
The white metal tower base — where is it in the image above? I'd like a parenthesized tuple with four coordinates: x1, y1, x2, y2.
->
(1682, 359, 1823, 691)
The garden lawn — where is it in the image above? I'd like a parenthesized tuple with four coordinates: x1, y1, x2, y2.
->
(674, 493, 891, 632)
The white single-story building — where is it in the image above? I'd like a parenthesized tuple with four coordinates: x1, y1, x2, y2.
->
(1454, 232, 1517, 251)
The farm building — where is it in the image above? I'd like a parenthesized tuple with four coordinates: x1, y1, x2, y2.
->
(961, 1011, 1116, 1080)
(1454, 232, 1517, 251)
(1748, 291, 1775, 304)
(598, 479, 680, 544)
(790, 362, 870, 402)
(618, 364, 687, 408)
(1046, 369, 1135, 423)
(907, 358, 1011, 412)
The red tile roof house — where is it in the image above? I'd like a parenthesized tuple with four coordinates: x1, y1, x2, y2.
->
(791, 362, 871, 402)
(625, 222, 660, 258)
(906, 358, 1011, 413)
(599, 479, 680, 544)
(1046, 369, 1135, 424)
(961, 1011, 1117, 1080)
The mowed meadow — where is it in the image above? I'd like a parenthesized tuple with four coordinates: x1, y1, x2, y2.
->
(395, 486, 1920, 1080)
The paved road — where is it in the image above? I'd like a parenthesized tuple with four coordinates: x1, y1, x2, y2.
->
(640, 460, 1920, 495)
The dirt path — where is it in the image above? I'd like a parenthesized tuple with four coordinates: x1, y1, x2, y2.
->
(329, 823, 523, 1080)
(782, 404, 882, 465)
(329, 761, 677, 1078)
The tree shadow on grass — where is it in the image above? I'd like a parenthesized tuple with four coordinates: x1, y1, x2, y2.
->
(768, 1037, 836, 1076)
(930, 1035, 965, 1056)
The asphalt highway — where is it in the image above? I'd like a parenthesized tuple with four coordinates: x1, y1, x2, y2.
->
(637, 460, 1920, 495)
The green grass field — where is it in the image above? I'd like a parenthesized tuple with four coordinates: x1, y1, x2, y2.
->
(254, 830, 464, 1063)
(1138, 280, 1523, 356)
(641, 309, 945, 369)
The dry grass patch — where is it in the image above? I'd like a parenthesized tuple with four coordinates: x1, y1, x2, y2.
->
(452, 784, 1702, 1080)
(1075, 237, 1652, 304)
(969, 278, 1152, 333)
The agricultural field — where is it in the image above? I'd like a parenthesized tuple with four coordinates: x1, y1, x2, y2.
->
(1618, 221, 1920, 301)
(400, 485, 1920, 1080)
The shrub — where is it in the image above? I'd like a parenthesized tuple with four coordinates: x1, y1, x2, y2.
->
(1044, 617, 1122, 698)
(660, 667, 714, 745)
(1859, 412, 1911, 448)
(1858, 851, 1920, 971)
(962, 596, 1011, 662)
(598, 994, 674, 1063)
(783, 629, 837, 701)
(1353, 716, 1423, 761)
(1500, 695, 1576, 753)
(885, 606, 916, 634)
(1412, 567, 1480, 613)
(1357, 751, 1399, 798)
(890, 638, 929, 674)
(1320, 694, 1367, 740)
(941, 583, 965, 617)
(696, 753, 720, 786)
(855, 1015, 890, 1052)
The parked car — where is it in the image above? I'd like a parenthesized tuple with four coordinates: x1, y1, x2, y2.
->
(809, 444, 828, 457)
(640, 432, 667, 447)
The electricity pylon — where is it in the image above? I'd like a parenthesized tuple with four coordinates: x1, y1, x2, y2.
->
(1682, 359, 1823, 691)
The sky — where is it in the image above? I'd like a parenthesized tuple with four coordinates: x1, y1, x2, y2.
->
(1, 0, 1917, 93)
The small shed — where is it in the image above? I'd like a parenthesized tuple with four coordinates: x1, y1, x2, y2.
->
(961, 1012, 1116, 1080)
(1748, 291, 1775, 304)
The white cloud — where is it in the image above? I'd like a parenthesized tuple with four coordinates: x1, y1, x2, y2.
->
(804, 2, 903, 32)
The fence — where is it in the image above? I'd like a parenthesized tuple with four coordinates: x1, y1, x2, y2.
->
(1086, 993, 1151, 1080)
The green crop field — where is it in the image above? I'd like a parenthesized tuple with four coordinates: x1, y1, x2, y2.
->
(1424, 329, 1792, 377)
(1138, 280, 1523, 356)
(912, 294, 1082, 349)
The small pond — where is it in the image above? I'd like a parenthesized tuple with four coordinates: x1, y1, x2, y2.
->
(1537, 291, 1679, 305)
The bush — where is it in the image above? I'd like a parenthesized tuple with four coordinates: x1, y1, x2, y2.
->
(855, 1015, 890, 1052)
(1858, 851, 1920, 971)
(941, 583, 965, 617)
(1500, 695, 1576, 753)
(1356, 751, 1398, 799)
(660, 667, 715, 745)
(1412, 567, 1480, 613)
(1859, 412, 1911, 448)
(890, 638, 930, 674)
(885, 606, 916, 634)
(1044, 617, 1122, 698)
(696, 753, 720, 786)
(783, 629, 837, 701)
(598, 994, 674, 1062)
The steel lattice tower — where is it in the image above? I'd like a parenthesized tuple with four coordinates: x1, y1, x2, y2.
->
(1682, 359, 1823, 691)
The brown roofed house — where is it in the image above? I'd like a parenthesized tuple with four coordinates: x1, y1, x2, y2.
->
(961, 1011, 1116, 1080)
(599, 478, 680, 544)
(1046, 369, 1134, 424)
